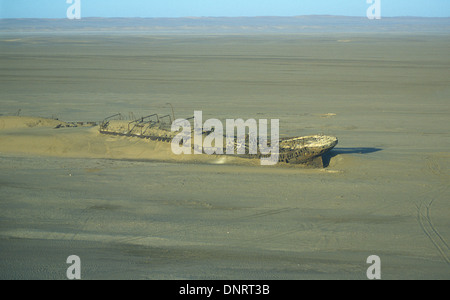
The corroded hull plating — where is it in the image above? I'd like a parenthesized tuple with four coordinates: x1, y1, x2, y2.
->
(233, 135, 338, 164)
(278, 135, 338, 164)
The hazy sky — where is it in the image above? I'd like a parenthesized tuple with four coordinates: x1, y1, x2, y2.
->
(0, 0, 449, 18)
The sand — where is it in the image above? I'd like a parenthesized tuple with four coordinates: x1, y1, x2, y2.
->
(0, 30, 449, 280)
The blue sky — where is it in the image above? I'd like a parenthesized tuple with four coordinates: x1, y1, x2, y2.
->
(0, 0, 449, 18)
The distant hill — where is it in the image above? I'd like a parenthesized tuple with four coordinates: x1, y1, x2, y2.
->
(1, 16, 449, 34)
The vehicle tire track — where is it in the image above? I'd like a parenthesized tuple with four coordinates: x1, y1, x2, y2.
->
(416, 156, 450, 265)
(426, 190, 449, 251)
(417, 199, 449, 265)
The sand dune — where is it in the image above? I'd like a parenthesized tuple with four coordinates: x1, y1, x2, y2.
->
(0, 116, 252, 166)
(0, 116, 69, 130)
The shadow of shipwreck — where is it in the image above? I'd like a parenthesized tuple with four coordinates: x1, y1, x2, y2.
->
(322, 147, 383, 168)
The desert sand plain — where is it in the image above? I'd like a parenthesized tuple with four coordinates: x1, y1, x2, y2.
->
(0, 20, 449, 279)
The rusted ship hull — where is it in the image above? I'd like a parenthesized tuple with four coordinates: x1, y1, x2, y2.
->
(99, 117, 338, 166)
(233, 135, 338, 165)
(278, 135, 338, 164)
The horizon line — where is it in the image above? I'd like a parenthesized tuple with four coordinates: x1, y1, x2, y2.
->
(2, 15, 450, 20)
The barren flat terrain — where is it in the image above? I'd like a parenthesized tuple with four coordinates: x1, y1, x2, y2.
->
(0, 19, 449, 279)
